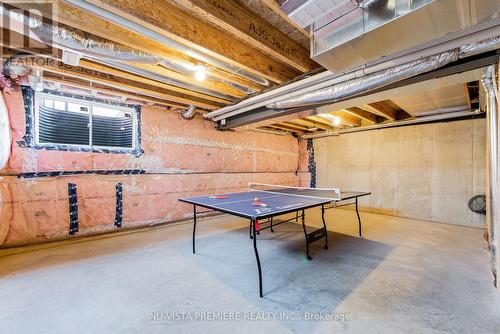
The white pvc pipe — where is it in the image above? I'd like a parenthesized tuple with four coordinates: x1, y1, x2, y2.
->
(482, 65, 498, 286)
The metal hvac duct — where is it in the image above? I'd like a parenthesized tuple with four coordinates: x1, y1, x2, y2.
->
(207, 22, 500, 122)
(268, 51, 458, 109)
(268, 35, 500, 110)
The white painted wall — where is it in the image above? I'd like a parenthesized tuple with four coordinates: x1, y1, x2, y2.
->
(314, 119, 486, 227)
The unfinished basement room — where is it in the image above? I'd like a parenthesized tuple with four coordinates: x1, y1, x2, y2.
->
(1, 0, 500, 333)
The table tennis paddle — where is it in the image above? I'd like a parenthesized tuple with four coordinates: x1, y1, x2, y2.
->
(209, 195, 228, 199)
(252, 197, 268, 207)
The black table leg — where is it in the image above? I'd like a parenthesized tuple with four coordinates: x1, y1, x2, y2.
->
(252, 218, 263, 297)
(321, 205, 328, 250)
(300, 210, 312, 260)
(192, 205, 197, 254)
(355, 198, 362, 237)
(249, 220, 253, 239)
(270, 216, 274, 232)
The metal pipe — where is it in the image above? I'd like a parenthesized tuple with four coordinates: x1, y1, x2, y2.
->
(94, 59, 237, 102)
(300, 110, 484, 139)
(414, 106, 470, 117)
(0, 3, 244, 100)
(246, 128, 289, 136)
(482, 65, 498, 286)
(63, 0, 270, 87)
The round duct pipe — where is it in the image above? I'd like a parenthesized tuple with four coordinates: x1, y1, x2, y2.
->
(179, 105, 196, 120)
(28, 68, 43, 92)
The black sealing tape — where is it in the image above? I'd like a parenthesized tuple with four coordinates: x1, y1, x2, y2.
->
(114, 183, 123, 228)
(68, 183, 79, 235)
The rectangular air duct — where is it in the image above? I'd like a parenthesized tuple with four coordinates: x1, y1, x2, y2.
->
(302, 0, 500, 73)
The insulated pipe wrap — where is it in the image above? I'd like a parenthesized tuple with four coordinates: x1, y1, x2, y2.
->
(268, 51, 459, 109)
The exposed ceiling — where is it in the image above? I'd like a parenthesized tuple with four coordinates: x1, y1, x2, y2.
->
(1, 0, 320, 114)
(0, 0, 496, 137)
(252, 68, 484, 135)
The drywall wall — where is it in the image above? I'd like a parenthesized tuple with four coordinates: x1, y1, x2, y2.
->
(314, 119, 486, 227)
(0, 85, 310, 246)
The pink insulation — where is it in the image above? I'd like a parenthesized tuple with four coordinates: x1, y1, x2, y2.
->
(0, 85, 310, 246)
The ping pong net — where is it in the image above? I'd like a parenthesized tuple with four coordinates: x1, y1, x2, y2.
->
(248, 183, 341, 201)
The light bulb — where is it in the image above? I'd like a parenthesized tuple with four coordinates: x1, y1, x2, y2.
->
(194, 64, 207, 81)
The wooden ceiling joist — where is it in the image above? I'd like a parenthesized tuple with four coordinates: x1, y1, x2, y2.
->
(173, 0, 315, 72)
(269, 123, 306, 133)
(9, 1, 266, 92)
(464, 81, 480, 110)
(344, 107, 384, 124)
(304, 115, 342, 129)
(330, 111, 361, 127)
(291, 118, 321, 128)
(252, 0, 310, 39)
(366, 101, 397, 120)
(281, 122, 309, 131)
(79, 60, 238, 103)
(44, 73, 187, 110)
(34, 60, 221, 110)
(83, 0, 300, 83)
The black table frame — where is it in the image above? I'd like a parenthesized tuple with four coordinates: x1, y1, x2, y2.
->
(181, 193, 370, 297)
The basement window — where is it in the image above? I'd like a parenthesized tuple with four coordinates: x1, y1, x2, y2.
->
(21, 88, 142, 156)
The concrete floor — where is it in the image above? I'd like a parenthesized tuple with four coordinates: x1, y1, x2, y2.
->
(0, 209, 499, 333)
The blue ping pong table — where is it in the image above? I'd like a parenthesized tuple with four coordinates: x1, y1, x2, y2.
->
(178, 184, 370, 297)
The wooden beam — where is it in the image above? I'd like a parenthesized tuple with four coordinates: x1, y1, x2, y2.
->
(295, 118, 334, 130)
(79, 60, 237, 103)
(305, 115, 342, 129)
(255, 0, 310, 38)
(173, 0, 315, 72)
(464, 81, 480, 110)
(330, 111, 361, 127)
(367, 101, 397, 120)
(314, 113, 360, 127)
(84, 0, 300, 83)
(384, 100, 413, 120)
(269, 123, 306, 133)
(138, 63, 245, 99)
(344, 107, 382, 124)
(291, 118, 316, 127)
(8, 1, 266, 91)
(281, 121, 309, 131)
(44, 73, 186, 109)
(31, 59, 220, 110)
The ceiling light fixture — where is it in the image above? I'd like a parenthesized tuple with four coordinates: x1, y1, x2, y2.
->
(319, 113, 342, 125)
(194, 63, 207, 81)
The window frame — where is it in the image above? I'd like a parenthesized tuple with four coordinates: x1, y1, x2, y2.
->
(21, 87, 143, 156)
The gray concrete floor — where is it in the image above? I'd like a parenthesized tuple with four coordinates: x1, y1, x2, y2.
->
(0, 209, 499, 334)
